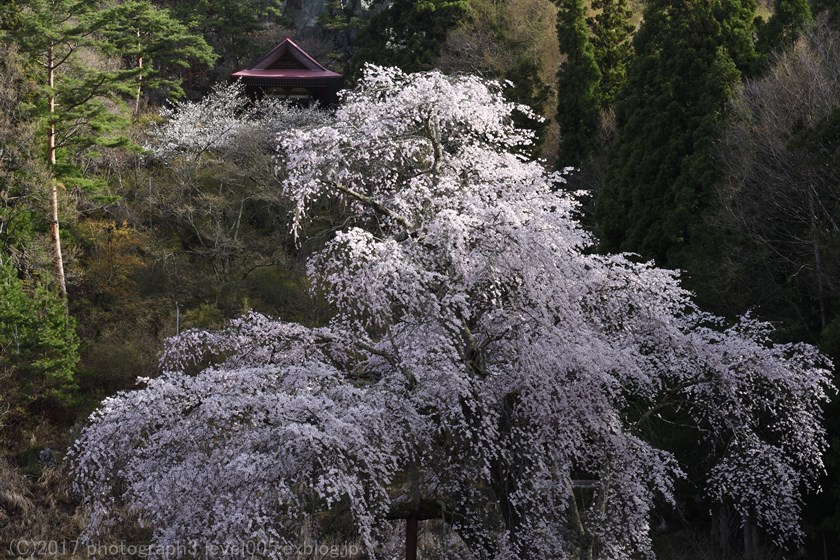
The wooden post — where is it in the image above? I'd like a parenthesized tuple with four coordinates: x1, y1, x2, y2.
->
(406, 516, 418, 560)
(743, 518, 756, 560)
(718, 506, 730, 553)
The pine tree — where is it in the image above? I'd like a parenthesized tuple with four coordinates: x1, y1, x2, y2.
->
(0, 0, 141, 300)
(596, 0, 743, 266)
(555, 0, 601, 165)
(101, 0, 216, 113)
(0, 0, 200, 299)
(0, 256, 79, 437)
(151, 0, 284, 70)
(588, 0, 634, 109)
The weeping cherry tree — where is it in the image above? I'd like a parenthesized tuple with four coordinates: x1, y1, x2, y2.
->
(71, 66, 833, 560)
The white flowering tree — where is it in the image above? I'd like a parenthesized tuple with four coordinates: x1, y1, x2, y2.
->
(72, 67, 833, 559)
(149, 80, 333, 161)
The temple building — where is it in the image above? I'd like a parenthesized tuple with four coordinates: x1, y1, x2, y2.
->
(230, 38, 343, 106)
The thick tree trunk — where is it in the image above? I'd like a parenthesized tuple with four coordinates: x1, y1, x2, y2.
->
(47, 45, 67, 301)
(743, 518, 757, 560)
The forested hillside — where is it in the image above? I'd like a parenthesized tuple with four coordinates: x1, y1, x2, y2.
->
(0, 0, 838, 558)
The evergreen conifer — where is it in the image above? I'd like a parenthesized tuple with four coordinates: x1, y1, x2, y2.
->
(596, 0, 744, 266)
(757, 0, 813, 62)
(350, 0, 468, 75)
(588, 0, 634, 109)
(555, 0, 601, 165)
(0, 258, 79, 429)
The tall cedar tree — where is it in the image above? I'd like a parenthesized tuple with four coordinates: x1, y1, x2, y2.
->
(596, 0, 750, 267)
(588, 0, 634, 109)
(715, 0, 759, 74)
(555, 0, 601, 165)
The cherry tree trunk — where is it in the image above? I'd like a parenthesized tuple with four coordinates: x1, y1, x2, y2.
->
(406, 517, 418, 560)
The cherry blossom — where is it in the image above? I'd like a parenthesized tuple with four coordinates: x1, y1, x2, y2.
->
(71, 66, 833, 559)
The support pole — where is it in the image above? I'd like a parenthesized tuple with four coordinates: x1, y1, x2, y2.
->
(406, 517, 418, 560)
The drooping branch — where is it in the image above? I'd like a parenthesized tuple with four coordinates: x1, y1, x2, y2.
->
(328, 180, 412, 231)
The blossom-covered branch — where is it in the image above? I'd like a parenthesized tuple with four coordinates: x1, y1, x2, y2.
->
(71, 66, 833, 560)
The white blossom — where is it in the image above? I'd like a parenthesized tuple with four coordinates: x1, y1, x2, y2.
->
(148, 80, 332, 160)
(71, 66, 833, 559)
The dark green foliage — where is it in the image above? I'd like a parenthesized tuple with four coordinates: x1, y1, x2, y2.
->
(588, 0, 634, 108)
(0, 44, 44, 266)
(757, 0, 812, 62)
(350, 0, 468, 75)
(152, 0, 285, 70)
(317, 0, 368, 67)
(714, 0, 759, 73)
(0, 259, 79, 418)
(319, 0, 365, 32)
(596, 0, 743, 266)
(555, 0, 601, 165)
(1, 0, 142, 297)
(0, 0, 137, 166)
(101, 0, 216, 107)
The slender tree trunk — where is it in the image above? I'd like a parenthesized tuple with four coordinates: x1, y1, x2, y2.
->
(135, 55, 143, 114)
(134, 30, 143, 114)
(717, 506, 731, 553)
(808, 186, 827, 328)
(566, 479, 593, 560)
(47, 44, 67, 301)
